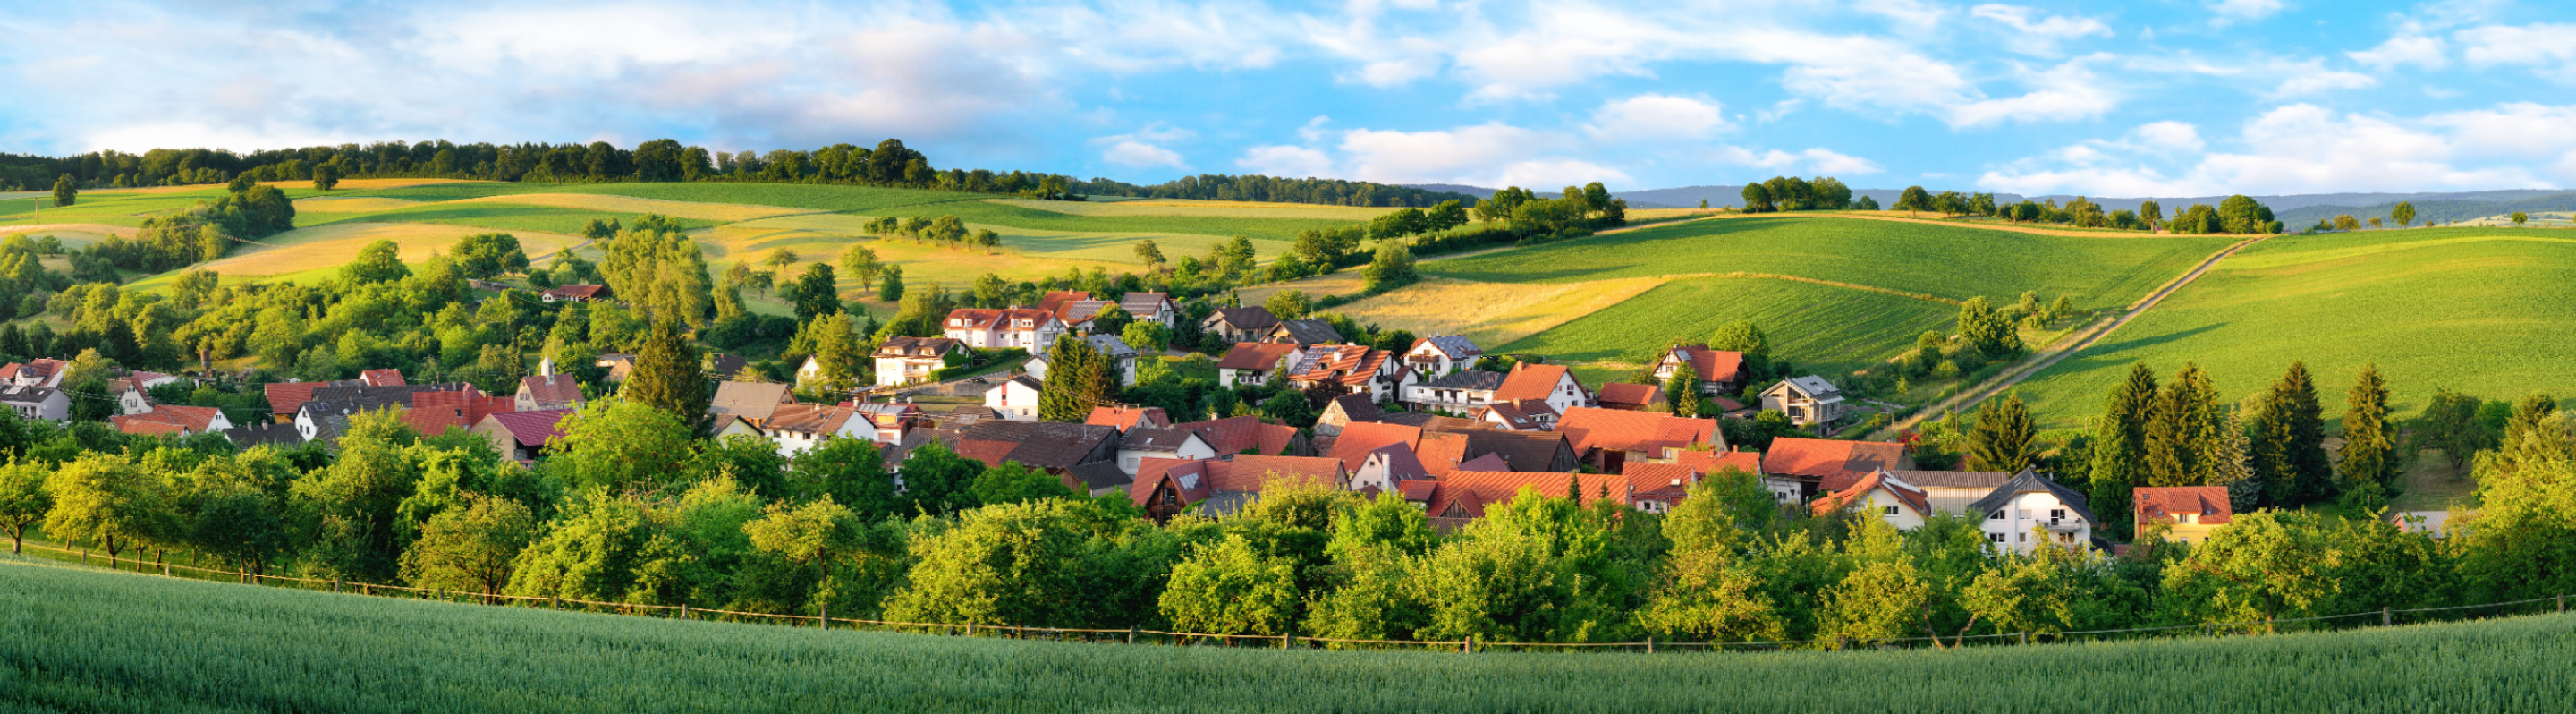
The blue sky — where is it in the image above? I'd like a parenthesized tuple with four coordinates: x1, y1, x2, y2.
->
(2, 0, 2572, 196)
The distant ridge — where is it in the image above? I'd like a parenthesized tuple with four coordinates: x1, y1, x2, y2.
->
(1411, 183, 2576, 217)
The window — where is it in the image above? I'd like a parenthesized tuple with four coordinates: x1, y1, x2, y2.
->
(2016, 533, 2026, 542)
(1988, 510, 2004, 520)
(1989, 533, 2005, 543)
(2180, 513, 2198, 524)
(2049, 509, 2065, 522)
(1882, 506, 1899, 516)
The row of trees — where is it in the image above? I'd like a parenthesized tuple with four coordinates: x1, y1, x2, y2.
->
(1741, 176, 1858, 213)
(2085, 361, 2399, 539)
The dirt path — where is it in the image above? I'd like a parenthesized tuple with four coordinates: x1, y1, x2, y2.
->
(1868, 234, 2271, 439)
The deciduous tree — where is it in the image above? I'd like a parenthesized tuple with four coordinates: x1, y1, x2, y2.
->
(401, 495, 539, 598)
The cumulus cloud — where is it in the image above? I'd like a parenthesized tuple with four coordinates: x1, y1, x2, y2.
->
(2348, 31, 2449, 70)
(2271, 62, 2379, 96)
(1235, 145, 1337, 179)
(1584, 94, 1731, 141)
(1970, 4, 2111, 55)
(1095, 123, 1193, 169)
(2207, 0, 2286, 22)
(2456, 23, 2576, 81)
(1712, 147, 1885, 175)
(1945, 57, 2117, 127)
(1979, 104, 2576, 196)
(1233, 121, 1631, 188)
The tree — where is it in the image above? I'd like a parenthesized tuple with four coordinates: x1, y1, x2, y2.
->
(1740, 183, 1775, 213)
(792, 263, 843, 322)
(1957, 296, 2022, 360)
(46, 454, 172, 566)
(2144, 363, 2220, 488)
(970, 462, 1079, 506)
(1818, 519, 1928, 647)
(2208, 411, 2262, 513)
(1037, 335, 1110, 422)
(2391, 201, 2417, 228)
(311, 163, 340, 191)
(763, 248, 800, 270)
(1132, 240, 1166, 268)
(451, 233, 530, 278)
(550, 397, 701, 495)
(791, 437, 896, 517)
(1664, 360, 1701, 418)
(2092, 363, 2157, 539)
(882, 499, 1088, 626)
(841, 246, 883, 293)
(877, 266, 905, 302)
(1707, 319, 1771, 380)
(623, 319, 710, 421)
(2159, 511, 2334, 632)
(1264, 290, 1311, 320)
(2139, 200, 2164, 225)
(1970, 393, 2037, 472)
(743, 497, 858, 613)
(1360, 241, 1417, 293)
(1893, 185, 1935, 212)
(52, 174, 77, 208)
(897, 441, 986, 516)
(2511, 211, 2529, 226)
(400, 495, 539, 599)
(2339, 364, 2397, 490)
(2253, 361, 2334, 506)
(0, 460, 50, 554)
(191, 489, 287, 577)
(1160, 534, 1301, 636)
(2419, 388, 2489, 471)
(342, 239, 412, 285)
(796, 312, 867, 393)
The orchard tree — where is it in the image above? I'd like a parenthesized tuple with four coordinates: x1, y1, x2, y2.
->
(1160, 534, 1301, 636)
(52, 174, 77, 208)
(2391, 201, 2417, 228)
(840, 246, 882, 293)
(792, 263, 843, 321)
(0, 460, 50, 554)
(399, 495, 539, 599)
(550, 397, 701, 494)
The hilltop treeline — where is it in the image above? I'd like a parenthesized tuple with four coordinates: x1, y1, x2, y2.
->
(0, 140, 1472, 208)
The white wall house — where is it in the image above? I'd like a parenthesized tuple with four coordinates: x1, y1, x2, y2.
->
(983, 375, 1044, 421)
(1402, 370, 1504, 412)
(1811, 470, 1929, 531)
(1114, 427, 1217, 476)
(942, 309, 1066, 350)
(873, 337, 965, 387)
(1762, 376, 1847, 427)
(1029, 335, 1140, 387)
(1, 386, 70, 422)
(1970, 469, 2098, 554)
(1402, 336, 1483, 378)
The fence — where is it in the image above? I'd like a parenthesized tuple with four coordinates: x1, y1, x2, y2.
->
(9, 538, 2569, 654)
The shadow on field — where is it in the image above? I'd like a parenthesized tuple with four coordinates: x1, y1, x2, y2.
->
(2073, 322, 2226, 359)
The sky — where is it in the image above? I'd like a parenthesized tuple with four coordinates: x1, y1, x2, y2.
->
(2, 0, 2572, 197)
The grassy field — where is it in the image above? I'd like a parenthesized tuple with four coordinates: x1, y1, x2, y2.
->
(6, 557, 2572, 714)
(2011, 228, 2576, 429)
(328, 182, 990, 212)
(1504, 277, 1962, 378)
(994, 197, 1395, 221)
(301, 203, 730, 234)
(1319, 276, 1669, 353)
(123, 223, 588, 292)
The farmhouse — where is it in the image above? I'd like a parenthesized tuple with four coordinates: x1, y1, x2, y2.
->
(1284, 344, 1412, 403)
(1811, 469, 1932, 530)
(1650, 344, 1748, 395)
(1215, 343, 1302, 387)
(0, 359, 66, 388)
(110, 404, 232, 438)
(1971, 469, 2098, 554)
(1119, 292, 1180, 327)
(1402, 336, 1482, 378)
(1200, 306, 1279, 343)
(1555, 407, 1721, 472)
(2133, 486, 2233, 544)
(942, 308, 1066, 350)
(515, 374, 585, 412)
(1494, 362, 1592, 414)
(1762, 376, 1847, 428)
(475, 409, 573, 463)
(1266, 319, 1343, 345)
(982, 374, 1043, 421)
(873, 336, 963, 387)
(1761, 437, 1910, 503)
(708, 381, 795, 421)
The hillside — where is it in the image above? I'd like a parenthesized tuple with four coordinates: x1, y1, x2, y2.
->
(5, 558, 2567, 714)
(2010, 227, 2576, 428)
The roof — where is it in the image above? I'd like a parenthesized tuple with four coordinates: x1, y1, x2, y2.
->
(1086, 406, 1171, 430)
(2133, 486, 2233, 525)
(1216, 343, 1301, 371)
(1885, 470, 2016, 489)
(765, 404, 861, 437)
(360, 369, 406, 387)
(0, 385, 59, 404)
(1763, 437, 1909, 484)
(1328, 421, 1422, 471)
(1323, 393, 1385, 423)
(1211, 455, 1346, 492)
(1776, 375, 1843, 400)
(1118, 426, 1201, 453)
(1118, 292, 1174, 316)
(1035, 291, 1091, 318)
(1677, 449, 1764, 476)
(1967, 468, 2099, 525)
(1494, 362, 1583, 403)
(959, 420, 1122, 470)
(1557, 407, 1720, 456)
(1180, 415, 1298, 455)
(1670, 345, 1746, 384)
(1062, 300, 1114, 324)
(224, 421, 305, 450)
(1208, 306, 1280, 332)
(1426, 471, 1631, 519)
(709, 381, 796, 420)
(1623, 463, 1699, 501)
(940, 405, 1001, 428)
(110, 405, 225, 436)
(1811, 469, 1931, 516)
(1416, 432, 1470, 476)
(519, 374, 584, 404)
(1476, 399, 1557, 430)
(944, 308, 1060, 332)
(1129, 457, 1215, 507)
(1410, 335, 1482, 360)
(1362, 444, 1432, 480)
(1462, 430, 1572, 472)
(541, 285, 610, 300)
(707, 353, 749, 378)
(1290, 344, 1400, 387)
(402, 389, 515, 435)
(483, 409, 575, 446)
(1067, 460, 1132, 491)
(1596, 382, 1663, 407)
(1453, 452, 1508, 472)
(1269, 319, 1343, 344)
(1085, 334, 1139, 359)
(303, 383, 469, 415)
(264, 379, 353, 415)
(1419, 370, 1504, 391)
(875, 336, 965, 359)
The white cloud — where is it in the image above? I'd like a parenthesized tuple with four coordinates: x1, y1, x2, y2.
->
(1102, 140, 1187, 169)
(1236, 145, 1336, 178)
(1979, 103, 2576, 196)
(1338, 123, 1551, 183)
(2207, 0, 2286, 22)
(1492, 159, 1635, 189)
(1584, 94, 1731, 140)
(2271, 63, 2378, 97)
(2348, 31, 2449, 70)
(2130, 122, 2206, 152)
(1945, 57, 2117, 126)
(1712, 147, 1884, 175)
(1970, 4, 2111, 55)
(1865, 0, 1949, 30)
(2457, 23, 2576, 81)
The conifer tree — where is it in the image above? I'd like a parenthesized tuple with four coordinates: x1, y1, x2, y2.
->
(2145, 363, 2219, 487)
(2338, 364, 2397, 490)
(2090, 362, 2157, 539)
(2253, 361, 2333, 506)
(1968, 393, 2036, 472)
(1037, 335, 1106, 422)
(1665, 361, 1701, 418)
(2207, 411, 2261, 512)
(624, 319, 709, 421)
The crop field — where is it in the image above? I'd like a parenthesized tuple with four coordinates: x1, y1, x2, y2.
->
(330, 182, 988, 213)
(447, 192, 814, 222)
(6, 557, 2572, 714)
(300, 202, 729, 234)
(1430, 216, 2234, 310)
(291, 196, 426, 213)
(994, 197, 1397, 221)
(1504, 277, 1962, 376)
(899, 200, 1362, 243)
(702, 219, 1128, 293)
(1322, 276, 1670, 351)
(168, 223, 585, 281)
(2011, 228, 2576, 429)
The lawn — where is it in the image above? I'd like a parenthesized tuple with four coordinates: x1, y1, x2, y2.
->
(1428, 215, 2237, 310)
(5, 557, 2571, 714)
(1498, 276, 1962, 377)
(2010, 228, 2576, 429)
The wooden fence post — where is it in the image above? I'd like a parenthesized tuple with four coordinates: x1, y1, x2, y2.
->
(820, 604, 830, 631)
(2020, 632, 2029, 645)
(1646, 637, 1656, 654)
(680, 602, 689, 620)
(335, 578, 343, 594)
(2382, 607, 2391, 626)
(1127, 626, 1137, 644)
(965, 622, 975, 637)
(2560, 594, 2566, 613)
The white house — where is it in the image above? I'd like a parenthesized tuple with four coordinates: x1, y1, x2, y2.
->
(0, 386, 70, 422)
(1494, 362, 1592, 414)
(1215, 343, 1303, 387)
(1284, 344, 1414, 403)
(1809, 469, 1930, 531)
(111, 404, 234, 438)
(942, 308, 1066, 350)
(1119, 293, 1181, 327)
(1970, 469, 2098, 554)
(1, 360, 67, 388)
(1347, 443, 1432, 495)
(1201, 307, 1280, 343)
(1649, 344, 1749, 396)
(1114, 426, 1217, 476)
(1762, 375, 1846, 428)
(983, 374, 1044, 421)
(1029, 334, 1140, 387)
(1402, 336, 1483, 378)
(761, 404, 873, 457)
(1402, 370, 1504, 412)
(873, 336, 965, 387)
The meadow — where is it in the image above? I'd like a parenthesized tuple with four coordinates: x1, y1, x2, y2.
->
(1499, 276, 1964, 379)
(4, 557, 2569, 714)
(2010, 227, 2576, 429)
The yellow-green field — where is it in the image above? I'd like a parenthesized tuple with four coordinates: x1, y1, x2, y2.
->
(129, 223, 585, 288)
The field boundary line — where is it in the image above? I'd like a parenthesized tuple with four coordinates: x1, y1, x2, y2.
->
(1871, 234, 2269, 439)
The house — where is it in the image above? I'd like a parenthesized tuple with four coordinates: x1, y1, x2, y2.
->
(1327, 421, 1425, 472)
(942, 308, 1066, 350)
(1674, 448, 1775, 499)
(1761, 437, 1910, 503)
(2, 359, 68, 388)
(110, 405, 233, 438)
(982, 375, 1043, 421)
(1215, 343, 1303, 387)
(0, 386, 68, 422)
(1622, 463, 1700, 514)
(1119, 292, 1180, 327)
(1349, 443, 1434, 494)
(1761, 376, 1847, 428)
(1180, 415, 1308, 457)
(1473, 399, 1558, 431)
(400, 387, 517, 436)
(539, 285, 611, 302)
(264, 378, 365, 421)
(1086, 406, 1171, 431)
(708, 381, 796, 421)
(1402, 370, 1505, 412)
(1058, 300, 1114, 331)
(848, 402, 922, 443)
(1970, 469, 2098, 554)
(2391, 510, 2466, 538)
(1402, 336, 1483, 378)
(1314, 393, 1384, 437)
(1034, 290, 1091, 317)
(1494, 362, 1592, 414)
(873, 336, 964, 387)
(595, 353, 637, 382)
(1130, 458, 1217, 520)
(1650, 345, 1748, 395)
(761, 404, 875, 457)
(1201, 306, 1280, 343)
(1266, 319, 1344, 345)
(704, 353, 750, 380)
(475, 409, 574, 463)
(223, 421, 306, 451)
(1595, 383, 1665, 412)
(1114, 426, 1216, 476)
(112, 379, 154, 415)
(1458, 430, 1580, 473)
(293, 383, 467, 441)
(1285, 344, 1413, 403)
(1419, 470, 1631, 527)
(2133, 486, 2233, 544)
(1884, 470, 2018, 514)
(516, 374, 585, 412)
(1128, 455, 1346, 520)
(1555, 407, 1724, 472)
(1027, 334, 1139, 387)
(1810, 469, 1932, 530)
(954, 420, 1125, 493)
(360, 369, 407, 387)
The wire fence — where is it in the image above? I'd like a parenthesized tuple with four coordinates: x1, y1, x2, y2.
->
(10, 537, 2569, 655)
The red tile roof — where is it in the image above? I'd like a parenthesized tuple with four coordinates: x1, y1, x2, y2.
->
(1416, 432, 1470, 477)
(1673, 345, 1745, 385)
(1216, 343, 1301, 371)
(1426, 471, 1631, 519)
(1086, 406, 1171, 431)
(1290, 344, 1398, 387)
(264, 381, 340, 416)
(403, 389, 514, 435)
(1328, 421, 1422, 471)
(1210, 455, 1345, 492)
(1810, 469, 1930, 516)
(1596, 382, 1663, 407)
(956, 439, 1021, 467)
(109, 405, 225, 436)
(519, 374, 584, 405)
(484, 409, 574, 446)
(2134, 486, 2233, 525)
(1677, 449, 1764, 476)
(360, 369, 406, 387)
(1557, 407, 1719, 456)
(1129, 458, 1214, 507)
(1764, 438, 1911, 489)
(1493, 362, 1583, 403)
(1035, 291, 1091, 319)
(1623, 463, 1699, 501)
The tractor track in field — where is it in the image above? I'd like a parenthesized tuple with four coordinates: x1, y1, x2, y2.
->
(1869, 234, 2271, 439)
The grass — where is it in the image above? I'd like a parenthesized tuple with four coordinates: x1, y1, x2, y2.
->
(126, 223, 585, 292)
(889, 200, 1360, 244)
(301, 203, 728, 234)
(992, 198, 1396, 221)
(6, 557, 2573, 714)
(2010, 227, 2576, 429)
(1321, 276, 1669, 353)
(330, 182, 989, 212)
(1500, 277, 1962, 377)
(700, 219, 1130, 293)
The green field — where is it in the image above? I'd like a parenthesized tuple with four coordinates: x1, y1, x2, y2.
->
(1428, 216, 2236, 309)
(1500, 276, 1962, 376)
(2012, 227, 2576, 428)
(6, 557, 2570, 714)
(301, 203, 731, 234)
(333, 181, 988, 212)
